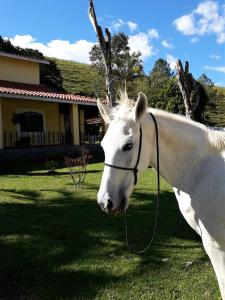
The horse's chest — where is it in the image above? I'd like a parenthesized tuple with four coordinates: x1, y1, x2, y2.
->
(173, 188, 201, 236)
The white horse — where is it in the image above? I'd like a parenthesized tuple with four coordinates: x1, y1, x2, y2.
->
(97, 92, 225, 299)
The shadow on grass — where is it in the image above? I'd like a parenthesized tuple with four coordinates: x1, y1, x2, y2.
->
(0, 188, 42, 201)
(26, 170, 102, 176)
(0, 154, 104, 177)
(0, 187, 203, 299)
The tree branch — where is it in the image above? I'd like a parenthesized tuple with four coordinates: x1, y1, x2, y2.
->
(176, 60, 192, 118)
(176, 59, 206, 122)
(88, 0, 115, 106)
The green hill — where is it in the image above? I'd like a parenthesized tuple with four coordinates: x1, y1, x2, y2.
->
(53, 59, 105, 98)
(205, 86, 225, 127)
(53, 58, 225, 127)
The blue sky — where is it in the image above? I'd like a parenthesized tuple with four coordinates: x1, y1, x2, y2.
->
(0, 0, 225, 86)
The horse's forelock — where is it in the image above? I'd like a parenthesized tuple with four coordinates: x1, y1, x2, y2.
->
(111, 92, 135, 120)
(111, 104, 133, 121)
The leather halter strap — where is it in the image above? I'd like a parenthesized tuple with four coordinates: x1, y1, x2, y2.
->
(104, 125, 142, 185)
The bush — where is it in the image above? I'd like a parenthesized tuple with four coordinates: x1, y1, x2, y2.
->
(45, 160, 58, 173)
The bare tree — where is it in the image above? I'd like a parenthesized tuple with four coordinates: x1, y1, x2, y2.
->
(176, 60, 208, 122)
(88, 0, 116, 106)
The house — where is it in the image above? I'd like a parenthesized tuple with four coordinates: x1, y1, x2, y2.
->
(0, 51, 102, 150)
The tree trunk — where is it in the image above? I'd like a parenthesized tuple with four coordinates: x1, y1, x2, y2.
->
(88, 0, 116, 107)
(176, 60, 202, 120)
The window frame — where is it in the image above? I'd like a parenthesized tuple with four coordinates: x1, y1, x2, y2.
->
(16, 108, 46, 133)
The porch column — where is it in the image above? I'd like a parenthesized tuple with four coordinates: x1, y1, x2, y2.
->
(79, 110, 85, 143)
(70, 104, 80, 145)
(0, 99, 3, 149)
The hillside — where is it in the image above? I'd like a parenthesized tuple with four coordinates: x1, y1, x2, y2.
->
(218, 86, 225, 95)
(53, 59, 105, 98)
(205, 86, 225, 127)
(54, 58, 225, 127)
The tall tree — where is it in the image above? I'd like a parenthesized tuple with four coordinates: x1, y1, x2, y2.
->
(147, 58, 183, 113)
(127, 75, 149, 100)
(198, 74, 225, 126)
(90, 32, 143, 96)
(149, 58, 172, 84)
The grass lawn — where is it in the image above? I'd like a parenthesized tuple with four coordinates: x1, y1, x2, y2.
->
(0, 160, 220, 300)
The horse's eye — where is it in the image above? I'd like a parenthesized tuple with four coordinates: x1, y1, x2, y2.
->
(122, 143, 133, 151)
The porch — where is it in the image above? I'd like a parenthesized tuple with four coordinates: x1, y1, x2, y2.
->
(3, 130, 102, 147)
(0, 86, 103, 149)
(3, 131, 66, 147)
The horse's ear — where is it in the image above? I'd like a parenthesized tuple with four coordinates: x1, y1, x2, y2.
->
(97, 100, 111, 124)
(131, 92, 148, 122)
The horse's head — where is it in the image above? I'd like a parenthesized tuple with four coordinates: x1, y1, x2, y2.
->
(97, 93, 150, 214)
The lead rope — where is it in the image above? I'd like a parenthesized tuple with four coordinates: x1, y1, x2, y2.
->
(125, 112, 160, 254)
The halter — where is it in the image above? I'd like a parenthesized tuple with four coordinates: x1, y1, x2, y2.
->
(104, 125, 142, 186)
(104, 112, 160, 254)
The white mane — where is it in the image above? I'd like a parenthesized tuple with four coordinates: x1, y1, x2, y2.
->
(111, 93, 225, 151)
(208, 128, 225, 151)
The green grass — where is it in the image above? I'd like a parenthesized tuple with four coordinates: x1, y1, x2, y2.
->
(0, 161, 220, 299)
(217, 86, 225, 96)
(53, 59, 104, 98)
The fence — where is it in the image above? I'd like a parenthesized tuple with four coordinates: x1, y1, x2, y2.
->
(3, 131, 66, 147)
(80, 133, 103, 144)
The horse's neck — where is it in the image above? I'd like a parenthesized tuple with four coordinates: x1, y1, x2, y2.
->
(145, 110, 211, 189)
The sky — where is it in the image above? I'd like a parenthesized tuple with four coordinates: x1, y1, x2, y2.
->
(0, 0, 225, 86)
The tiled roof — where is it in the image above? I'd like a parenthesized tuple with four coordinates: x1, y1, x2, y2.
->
(0, 80, 100, 104)
(0, 51, 49, 64)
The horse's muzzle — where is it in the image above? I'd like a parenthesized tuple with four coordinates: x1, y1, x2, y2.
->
(98, 197, 127, 214)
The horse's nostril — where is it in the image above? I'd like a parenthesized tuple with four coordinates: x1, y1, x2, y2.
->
(107, 199, 113, 210)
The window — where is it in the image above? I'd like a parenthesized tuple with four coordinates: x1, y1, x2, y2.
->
(19, 112, 44, 132)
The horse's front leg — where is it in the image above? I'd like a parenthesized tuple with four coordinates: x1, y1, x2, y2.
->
(201, 230, 225, 299)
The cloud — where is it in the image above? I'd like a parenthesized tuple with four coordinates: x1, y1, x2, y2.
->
(204, 65, 225, 73)
(7, 35, 95, 63)
(190, 37, 199, 43)
(166, 54, 177, 70)
(161, 40, 174, 49)
(148, 28, 159, 39)
(110, 19, 123, 31)
(173, 14, 196, 35)
(8, 32, 156, 64)
(128, 32, 157, 60)
(194, 1, 218, 19)
(173, 1, 225, 44)
(110, 18, 138, 32)
(210, 54, 221, 60)
(127, 21, 138, 32)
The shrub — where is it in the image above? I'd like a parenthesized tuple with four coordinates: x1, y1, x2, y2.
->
(45, 160, 58, 173)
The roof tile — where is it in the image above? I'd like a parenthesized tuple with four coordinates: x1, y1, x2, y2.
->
(0, 80, 101, 104)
